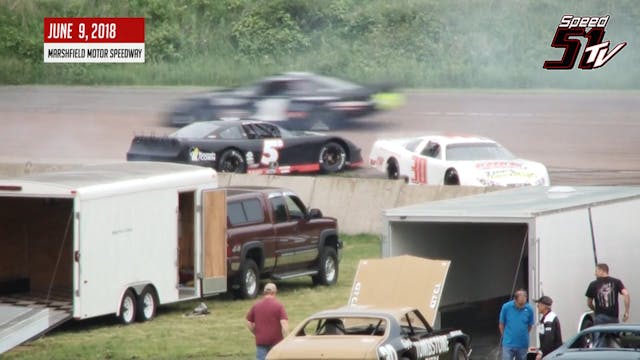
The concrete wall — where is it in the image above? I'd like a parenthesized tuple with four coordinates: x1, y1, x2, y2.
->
(0, 163, 496, 234)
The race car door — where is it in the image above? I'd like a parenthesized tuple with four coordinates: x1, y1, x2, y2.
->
(201, 190, 227, 295)
(348, 255, 450, 326)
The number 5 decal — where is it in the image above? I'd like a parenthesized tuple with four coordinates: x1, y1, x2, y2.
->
(261, 139, 284, 166)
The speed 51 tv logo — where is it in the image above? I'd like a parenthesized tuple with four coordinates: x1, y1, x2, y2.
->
(543, 15, 627, 70)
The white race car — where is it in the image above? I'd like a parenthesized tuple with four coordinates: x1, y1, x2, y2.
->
(369, 134, 550, 186)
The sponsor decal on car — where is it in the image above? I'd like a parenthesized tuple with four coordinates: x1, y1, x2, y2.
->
(413, 335, 449, 359)
(189, 147, 216, 162)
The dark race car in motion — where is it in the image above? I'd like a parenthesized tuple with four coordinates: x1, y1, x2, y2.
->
(127, 120, 362, 174)
(166, 72, 401, 130)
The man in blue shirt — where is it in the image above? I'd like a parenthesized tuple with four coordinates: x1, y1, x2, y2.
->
(499, 289, 535, 360)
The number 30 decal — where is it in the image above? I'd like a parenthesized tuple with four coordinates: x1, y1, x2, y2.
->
(260, 139, 284, 166)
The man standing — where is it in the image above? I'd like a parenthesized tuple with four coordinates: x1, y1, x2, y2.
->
(246, 283, 289, 360)
(531, 296, 562, 359)
(585, 263, 630, 325)
(500, 289, 535, 360)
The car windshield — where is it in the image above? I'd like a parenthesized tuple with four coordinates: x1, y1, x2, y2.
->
(170, 122, 222, 139)
(297, 316, 387, 337)
(445, 143, 515, 161)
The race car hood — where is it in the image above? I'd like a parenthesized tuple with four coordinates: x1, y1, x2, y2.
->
(347, 256, 450, 325)
(267, 336, 381, 359)
(455, 159, 549, 186)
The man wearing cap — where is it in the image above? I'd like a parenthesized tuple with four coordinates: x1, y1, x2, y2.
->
(531, 296, 562, 359)
(246, 283, 289, 360)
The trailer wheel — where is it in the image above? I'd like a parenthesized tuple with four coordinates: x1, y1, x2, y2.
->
(136, 286, 158, 322)
(237, 259, 259, 299)
(312, 247, 338, 286)
(451, 342, 468, 360)
(119, 289, 137, 325)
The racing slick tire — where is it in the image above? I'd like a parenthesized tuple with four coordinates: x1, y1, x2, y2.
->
(236, 259, 260, 299)
(312, 247, 339, 286)
(444, 168, 460, 185)
(218, 149, 247, 173)
(451, 342, 469, 360)
(387, 158, 400, 180)
(319, 142, 347, 173)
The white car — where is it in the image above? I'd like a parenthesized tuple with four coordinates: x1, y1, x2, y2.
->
(369, 134, 550, 186)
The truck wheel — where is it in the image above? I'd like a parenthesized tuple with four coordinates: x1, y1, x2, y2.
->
(313, 247, 338, 286)
(218, 149, 247, 173)
(119, 289, 137, 325)
(136, 286, 158, 322)
(237, 259, 260, 299)
(319, 142, 347, 173)
(451, 342, 468, 360)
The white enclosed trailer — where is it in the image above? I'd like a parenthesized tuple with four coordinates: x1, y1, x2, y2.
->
(0, 162, 227, 354)
(382, 186, 640, 349)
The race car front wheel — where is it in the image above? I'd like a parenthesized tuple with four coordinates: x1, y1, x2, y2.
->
(387, 158, 399, 180)
(319, 142, 347, 173)
(218, 149, 247, 173)
(444, 168, 460, 185)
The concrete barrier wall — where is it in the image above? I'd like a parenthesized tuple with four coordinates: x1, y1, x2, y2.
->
(1, 163, 496, 234)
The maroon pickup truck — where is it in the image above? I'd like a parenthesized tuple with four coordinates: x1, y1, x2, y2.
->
(225, 187, 342, 299)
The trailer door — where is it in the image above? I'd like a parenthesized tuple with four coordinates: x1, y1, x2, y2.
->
(201, 190, 227, 295)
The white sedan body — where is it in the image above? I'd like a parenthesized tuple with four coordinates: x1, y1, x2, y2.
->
(369, 134, 550, 186)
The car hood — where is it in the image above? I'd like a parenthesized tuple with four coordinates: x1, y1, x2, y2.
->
(545, 349, 640, 359)
(347, 256, 450, 326)
(267, 336, 381, 360)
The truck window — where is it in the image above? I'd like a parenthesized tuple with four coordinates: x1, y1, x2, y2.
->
(228, 201, 246, 226)
(269, 196, 288, 223)
(228, 198, 265, 226)
(285, 195, 306, 220)
(243, 198, 264, 223)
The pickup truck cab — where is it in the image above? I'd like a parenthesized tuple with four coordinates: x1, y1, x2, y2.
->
(225, 187, 342, 299)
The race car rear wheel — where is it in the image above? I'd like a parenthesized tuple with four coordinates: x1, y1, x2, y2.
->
(444, 168, 460, 185)
(319, 142, 347, 173)
(387, 158, 399, 180)
(218, 149, 247, 173)
(451, 342, 468, 360)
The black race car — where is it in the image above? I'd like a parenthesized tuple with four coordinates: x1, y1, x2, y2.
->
(166, 72, 399, 130)
(126, 120, 363, 174)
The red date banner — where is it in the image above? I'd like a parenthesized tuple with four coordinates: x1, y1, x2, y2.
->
(44, 17, 145, 63)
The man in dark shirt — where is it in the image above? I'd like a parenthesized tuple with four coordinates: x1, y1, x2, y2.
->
(585, 263, 630, 325)
(246, 283, 289, 360)
(530, 296, 562, 359)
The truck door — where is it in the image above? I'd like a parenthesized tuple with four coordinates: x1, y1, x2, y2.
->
(201, 190, 227, 296)
(268, 195, 298, 273)
(282, 193, 318, 266)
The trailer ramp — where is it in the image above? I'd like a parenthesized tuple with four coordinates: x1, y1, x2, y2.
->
(0, 293, 72, 354)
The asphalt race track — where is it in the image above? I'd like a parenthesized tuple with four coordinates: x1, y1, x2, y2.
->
(1, 86, 639, 185)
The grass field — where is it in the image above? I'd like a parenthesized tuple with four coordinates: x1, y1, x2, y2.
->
(4, 234, 380, 360)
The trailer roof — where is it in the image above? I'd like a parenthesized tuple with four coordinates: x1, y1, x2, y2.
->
(0, 162, 217, 197)
(385, 186, 640, 221)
